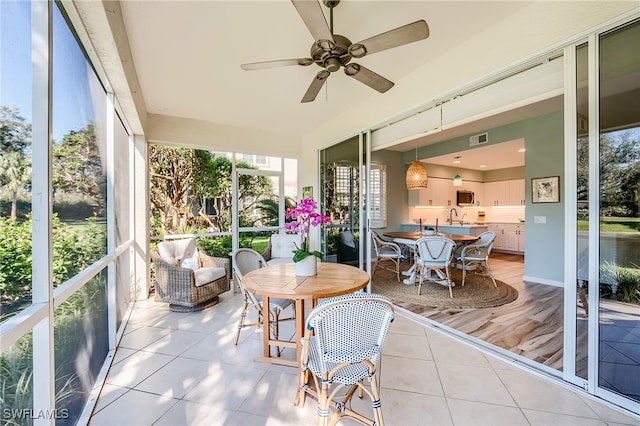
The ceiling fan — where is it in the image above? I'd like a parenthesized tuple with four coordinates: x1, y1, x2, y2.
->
(241, 0, 429, 103)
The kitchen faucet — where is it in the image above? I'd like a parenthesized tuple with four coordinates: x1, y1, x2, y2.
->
(448, 208, 458, 225)
(459, 213, 467, 225)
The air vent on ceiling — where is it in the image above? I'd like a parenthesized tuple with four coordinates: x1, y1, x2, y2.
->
(470, 132, 488, 147)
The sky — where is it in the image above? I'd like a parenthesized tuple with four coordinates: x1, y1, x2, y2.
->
(1, 0, 97, 142)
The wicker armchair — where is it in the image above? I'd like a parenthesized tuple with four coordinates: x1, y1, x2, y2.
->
(152, 238, 230, 312)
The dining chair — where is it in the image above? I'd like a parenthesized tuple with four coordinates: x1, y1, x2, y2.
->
(414, 236, 456, 298)
(372, 230, 403, 282)
(300, 293, 395, 426)
(455, 231, 497, 287)
(231, 248, 294, 352)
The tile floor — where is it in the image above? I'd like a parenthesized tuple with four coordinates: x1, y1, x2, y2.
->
(89, 291, 640, 425)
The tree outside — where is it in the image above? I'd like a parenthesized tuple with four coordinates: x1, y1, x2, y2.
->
(148, 146, 287, 256)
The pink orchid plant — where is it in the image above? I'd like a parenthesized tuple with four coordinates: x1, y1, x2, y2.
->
(284, 197, 331, 262)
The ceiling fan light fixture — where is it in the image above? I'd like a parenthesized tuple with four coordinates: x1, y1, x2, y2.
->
(406, 160, 428, 190)
(325, 57, 341, 72)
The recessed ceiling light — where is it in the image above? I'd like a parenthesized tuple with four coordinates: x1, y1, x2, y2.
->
(453, 156, 461, 164)
(480, 165, 487, 168)
(518, 148, 526, 152)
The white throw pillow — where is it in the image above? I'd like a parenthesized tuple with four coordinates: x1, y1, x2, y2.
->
(180, 253, 200, 270)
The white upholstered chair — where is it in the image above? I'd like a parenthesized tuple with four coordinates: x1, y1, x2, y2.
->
(299, 293, 395, 426)
(414, 236, 456, 298)
(261, 233, 302, 265)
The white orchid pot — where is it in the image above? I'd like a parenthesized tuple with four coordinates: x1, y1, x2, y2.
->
(295, 255, 317, 276)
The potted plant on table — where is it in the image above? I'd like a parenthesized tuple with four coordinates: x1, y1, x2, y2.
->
(284, 197, 330, 276)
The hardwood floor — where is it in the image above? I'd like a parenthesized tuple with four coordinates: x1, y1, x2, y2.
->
(377, 252, 565, 370)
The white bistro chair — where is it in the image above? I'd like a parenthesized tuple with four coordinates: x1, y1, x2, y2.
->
(415, 236, 456, 298)
(231, 248, 294, 353)
(455, 231, 497, 287)
(299, 293, 395, 426)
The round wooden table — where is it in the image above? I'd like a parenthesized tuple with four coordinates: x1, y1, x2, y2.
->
(243, 263, 370, 366)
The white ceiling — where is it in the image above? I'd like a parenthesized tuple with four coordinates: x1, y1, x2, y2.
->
(423, 138, 525, 171)
(118, 0, 533, 137)
(110, 1, 635, 169)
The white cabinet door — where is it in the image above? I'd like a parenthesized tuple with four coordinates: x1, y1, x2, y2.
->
(489, 223, 524, 253)
(488, 224, 505, 249)
(408, 178, 454, 206)
(517, 227, 525, 251)
(484, 181, 510, 206)
(431, 178, 454, 207)
(509, 179, 525, 205)
(503, 224, 520, 251)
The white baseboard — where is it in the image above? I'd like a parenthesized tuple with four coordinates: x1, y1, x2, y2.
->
(522, 275, 564, 287)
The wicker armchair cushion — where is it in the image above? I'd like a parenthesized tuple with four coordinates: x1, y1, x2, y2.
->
(194, 267, 227, 287)
(158, 238, 198, 266)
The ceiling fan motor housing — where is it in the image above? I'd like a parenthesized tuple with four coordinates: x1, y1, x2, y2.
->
(311, 34, 352, 72)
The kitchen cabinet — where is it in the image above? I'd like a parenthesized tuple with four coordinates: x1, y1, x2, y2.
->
(484, 181, 510, 206)
(408, 177, 454, 207)
(488, 223, 505, 249)
(509, 179, 525, 205)
(483, 179, 524, 206)
(489, 223, 524, 253)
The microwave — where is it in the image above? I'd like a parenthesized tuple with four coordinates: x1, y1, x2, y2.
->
(456, 190, 475, 206)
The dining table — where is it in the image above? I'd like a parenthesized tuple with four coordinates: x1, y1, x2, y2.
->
(383, 231, 479, 245)
(383, 231, 479, 284)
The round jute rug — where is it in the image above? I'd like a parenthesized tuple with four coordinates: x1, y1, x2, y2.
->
(371, 269, 518, 309)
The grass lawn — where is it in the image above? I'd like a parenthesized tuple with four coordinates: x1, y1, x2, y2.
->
(577, 217, 640, 232)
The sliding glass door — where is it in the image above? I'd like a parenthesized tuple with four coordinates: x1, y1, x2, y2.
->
(319, 135, 369, 271)
(567, 18, 640, 412)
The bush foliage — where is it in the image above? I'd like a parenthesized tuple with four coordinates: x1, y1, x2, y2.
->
(0, 215, 106, 310)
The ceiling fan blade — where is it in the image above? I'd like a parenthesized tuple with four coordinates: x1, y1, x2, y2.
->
(301, 70, 330, 103)
(344, 63, 394, 93)
(349, 20, 429, 58)
(241, 58, 313, 71)
(291, 0, 334, 44)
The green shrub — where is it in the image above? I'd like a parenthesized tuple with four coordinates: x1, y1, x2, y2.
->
(600, 206, 632, 217)
(198, 235, 233, 258)
(599, 260, 640, 304)
(0, 215, 106, 313)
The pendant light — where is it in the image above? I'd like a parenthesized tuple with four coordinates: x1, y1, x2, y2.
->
(406, 148, 428, 190)
(452, 156, 463, 187)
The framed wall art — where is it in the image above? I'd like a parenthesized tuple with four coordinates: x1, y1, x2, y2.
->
(531, 176, 560, 203)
